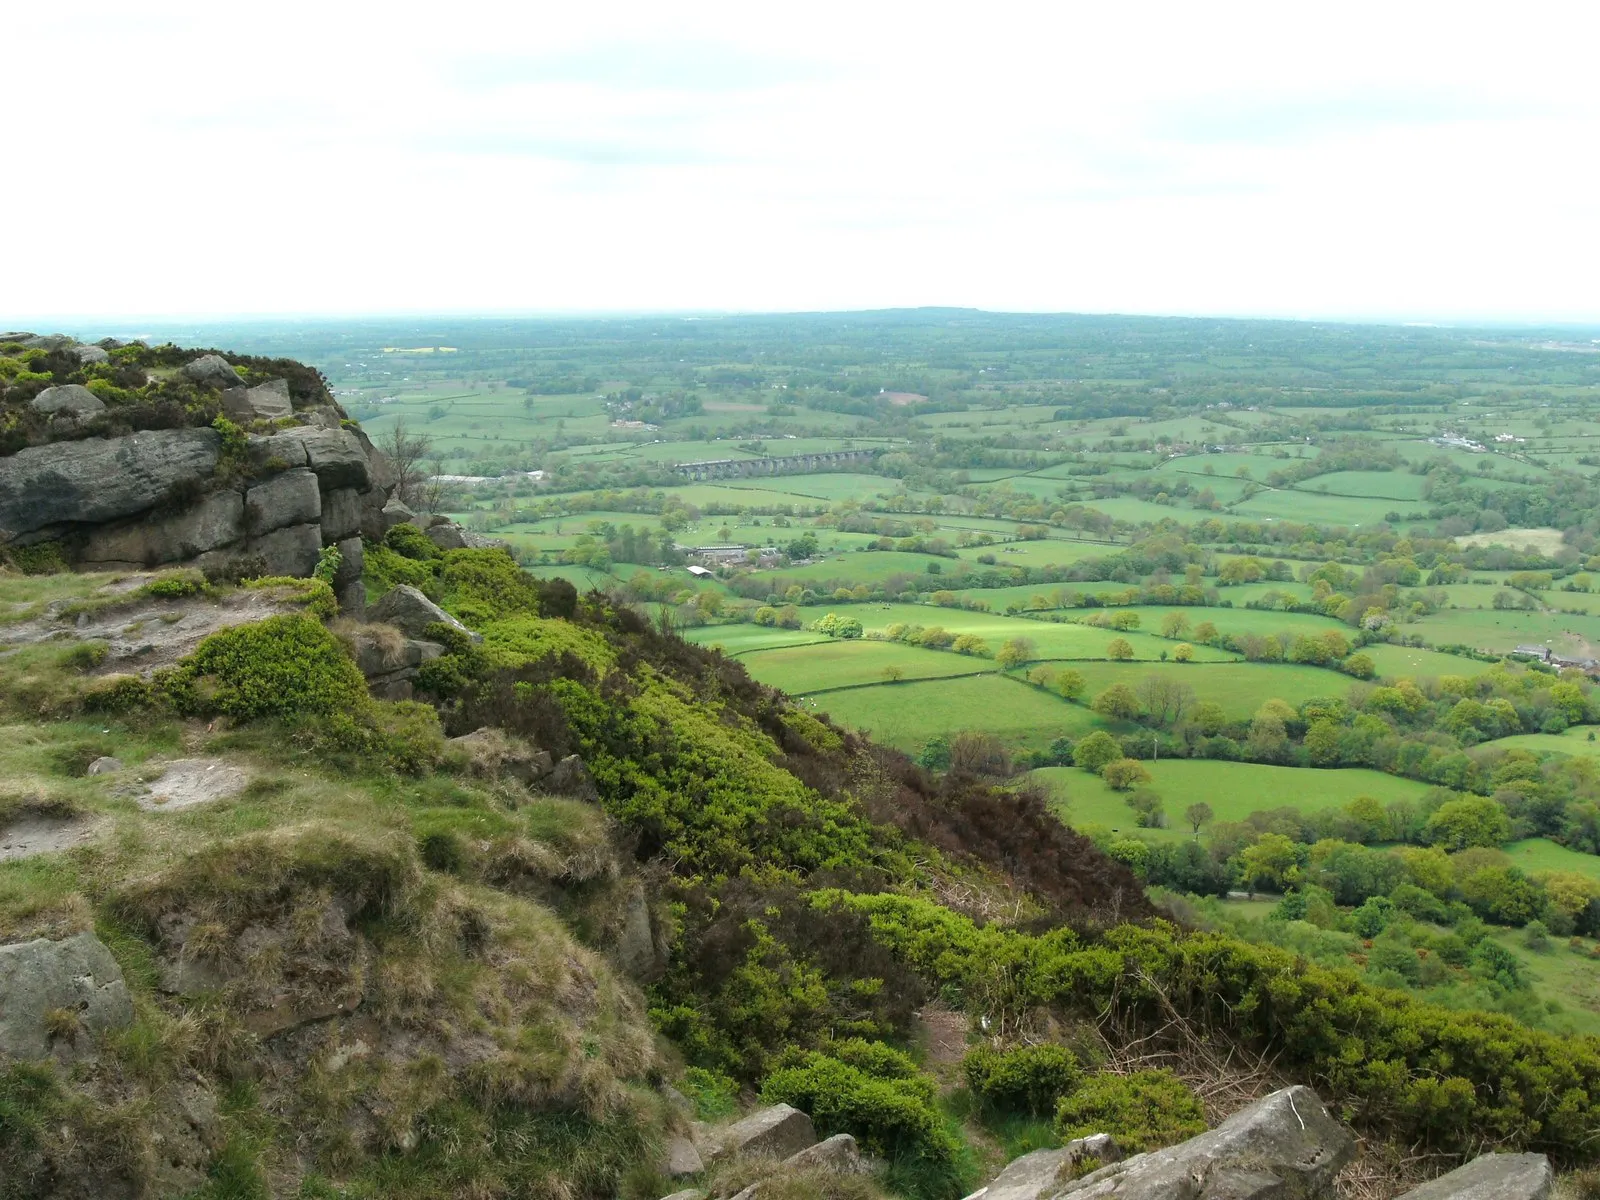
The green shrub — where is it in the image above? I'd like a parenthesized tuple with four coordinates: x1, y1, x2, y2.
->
(385, 522, 441, 562)
(160, 613, 367, 720)
(761, 1044, 959, 1188)
(963, 1044, 1082, 1117)
(1053, 1070, 1205, 1152)
(438, 548, 543, 617)
(679, 1066, 739, 1120)
(364, 542, 439, 594)
(6, 541, 67, 575)
(140, 568, 208, 599)
(82, 674, 154, 712)
(312, 544, 342, 585)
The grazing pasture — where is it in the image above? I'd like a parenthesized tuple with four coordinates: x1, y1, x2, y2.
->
(1031, 760, 1438, 840)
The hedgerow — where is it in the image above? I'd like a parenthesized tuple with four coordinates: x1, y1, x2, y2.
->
(811, 890, 1600, 1162)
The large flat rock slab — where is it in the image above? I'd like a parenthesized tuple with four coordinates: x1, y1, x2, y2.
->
(704, 1103, 816, 1162)
(0, 428, 222, 540)
(1396, 1154, 1553, 1200)
(1049, 1087, 1353, 1200)
(0, 932, 134, 1061)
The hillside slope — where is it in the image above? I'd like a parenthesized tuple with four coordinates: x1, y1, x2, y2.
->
(4, 343, 1600, 1200)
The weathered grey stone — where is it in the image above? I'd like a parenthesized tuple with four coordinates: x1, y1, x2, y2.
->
(381, 497, 417, 532)
(1395, 1154, 1553, 1200)
(356, 485, 389, 539)
(70, 343, 110, 364)
(245, 468, 321, 536)
(368, 584, 481, 642)
(21, 334, 72, 350)
(359, 434, 398, 492)
(138, 758, 249, 812)
(354, 631, 442, 681)
(364, 638, 444, 700)
(1049, 1087, 1351, 1200)
(615, 882, 668, 981)
(0, 932, 134, 1061)
(665, 1135, 704, 1177)
(0, 428, 222, 540)
(245, 432, 308, 472)
(334, 536, 364, 590)
(80, 489, 244, 568)
(87, 756, 123, 775)
(0, 331, 35, 344)
(30, 383, 105, 418)
(968, 1136, 1121, 1200)
(546, 754, 599, 802)
(706, 1103, 816, 1162)
(337, 579, 366, 617)
(447, 728, 551, 783)
(658, 1191, 706, 1200)
(247, 522, 323, 578)
(426, 521, 471, 551)
(182, 353, 243, 387)
(276, 427, 370, 490)
(221, 378, 292, 422)
(783, 1133, 865, 1174)
(320, 486, 364, 543)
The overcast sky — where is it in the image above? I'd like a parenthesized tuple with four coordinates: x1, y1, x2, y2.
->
(10, 1, 1600, 324)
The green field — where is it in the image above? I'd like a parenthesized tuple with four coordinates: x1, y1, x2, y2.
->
(1360, 643, 1500, 680)
(808, 673, 1099, 753)
(1061, 660, 1347, 719)
(1504, 838, 1600, 881)
(1485, 729, 1600, 758)
(732, 640, 998, 695)
(1031, 760, 1439, 840)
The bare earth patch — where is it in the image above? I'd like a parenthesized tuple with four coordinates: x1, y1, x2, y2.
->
(0, 582, 303, 677)
(138, 758, 249, 812)
(0, 814, 101, 861)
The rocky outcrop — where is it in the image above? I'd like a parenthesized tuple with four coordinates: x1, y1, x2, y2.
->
(277, 426, 370, 490)
(369, 585, 481, 643)
(967, 1087, 1353, 1200)
(0, 427, 222, 541)
(245, 468, 321, 537)
(783, 1133, 866, 1174)
(80, 489, 244, 569)
(546, 753, 599, 801)
(969, 1136, 1121, 1200)
(221, 378, 292, 421)
(0, 932, 134, 1062)
(615, 881, 670, 981)
(664, 1135, 704, 1177)
(31, 383, 105, 419)
(1, 341, 414, 598)
(1396, 1154, 1553, 1200)
(181, 353, 243, 387)
(351, 626, 444, 700)
(703, 1103, 817, 1162)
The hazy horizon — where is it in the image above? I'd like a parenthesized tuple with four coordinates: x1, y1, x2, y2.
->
(10, 2, 1600, 324)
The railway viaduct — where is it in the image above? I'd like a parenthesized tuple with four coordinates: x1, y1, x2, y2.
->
(672, 448, 881, 481)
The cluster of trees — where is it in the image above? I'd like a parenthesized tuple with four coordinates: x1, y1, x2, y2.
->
(1043, 664, 1599, 797)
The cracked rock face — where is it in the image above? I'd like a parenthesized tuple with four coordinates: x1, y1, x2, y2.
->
(0, 932, 135, 1061)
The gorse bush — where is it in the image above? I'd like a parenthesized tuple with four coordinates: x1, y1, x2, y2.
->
(160, 614, 369, 720)
(811, 891, 1600, 1162)
(963, 1044, 1082, 1117)
(385, 521, 441, 562)
(1053, 1070, 1205, 1152)
(761, 1041, 964, 1198)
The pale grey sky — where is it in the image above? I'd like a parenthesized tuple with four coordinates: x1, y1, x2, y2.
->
(11, 1, 1600, 322)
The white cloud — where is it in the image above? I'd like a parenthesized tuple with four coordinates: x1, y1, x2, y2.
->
(8, 0, 1600, 322)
